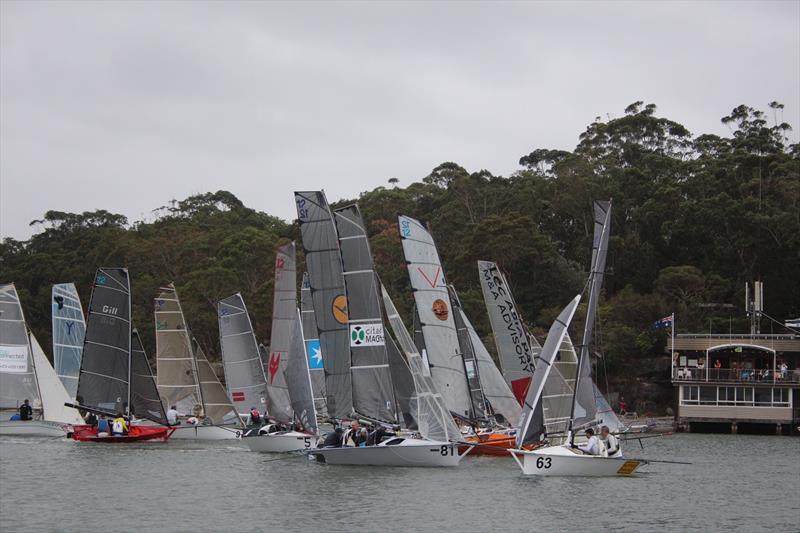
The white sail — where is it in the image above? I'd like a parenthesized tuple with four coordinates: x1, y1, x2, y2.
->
(517, 295, 581, 447)
(30, 331, 83, 425)
(285, 309, 318, 435)
(265, 243, 297, 425)
(51, 283, 85, 400)
(398, 215, 472, 418)
(0, 284, 41, 412)
(381, 285, 461, 443)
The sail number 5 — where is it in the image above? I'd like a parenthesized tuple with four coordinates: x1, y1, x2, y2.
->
(536, 457, 552, 469)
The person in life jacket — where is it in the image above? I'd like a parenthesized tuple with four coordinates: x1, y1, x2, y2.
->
(18, 399, 33, 421)
(249, 407, 262, 426)
(96, 414, 110, 436)
(346, 420, 369, 447)
(322, 425, 344, 448)
(599, 425, 622, 458)
(112, 413, 129, 436)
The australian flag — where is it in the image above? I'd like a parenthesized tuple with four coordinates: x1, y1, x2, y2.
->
(653, 314, 674, 329)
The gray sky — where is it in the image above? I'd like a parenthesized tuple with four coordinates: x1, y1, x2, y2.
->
(2, 1, 798, 240)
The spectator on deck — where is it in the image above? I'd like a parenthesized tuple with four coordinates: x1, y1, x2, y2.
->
(714, 359, 722, 369)
(780, 362, 788, 380)
(18, 399, 33, 421)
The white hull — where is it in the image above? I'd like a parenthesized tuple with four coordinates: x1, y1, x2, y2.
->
(510, 445, 642, 477)
(0, 420, 69, 437)
(168, 424, 242, 440)
(244, 431, 317, 453)
(309, 438, 471, 467)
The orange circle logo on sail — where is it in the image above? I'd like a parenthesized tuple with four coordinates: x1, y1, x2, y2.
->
(332, 295, 349, 324)
(432, 299, 449, 321)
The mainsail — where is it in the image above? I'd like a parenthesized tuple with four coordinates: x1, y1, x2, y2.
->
(295, 191, 352, 420)
(154, 285, 202, 414)
(516, 295, 581, 448)
(458, 308, 521, 428)
(381, 285, 461, 442)
(51, 283, 85, 399)
(284, 309, 318, 435)
(194, 341, 241, 425)
(477, 261, 536, 403)
(300, 272, 327, 418)
(130, 328, 168, 424)
(398, 215, 472, 418)
(76, 268, 132, 416)
(218, 293, 268, 415)
(265, 243, 297, 425)
(449, 286, 487, 420)
(571, 200, 611, 429)
(29, 332, 83, 425)
(334, 204, 397, 423)
(0, 283, 41, 411)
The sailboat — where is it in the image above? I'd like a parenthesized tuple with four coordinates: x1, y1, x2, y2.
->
(70, 268, 174, 442)
(218, 293, 269, 423)
(0, 283, 84, 436)
(300, 272, 328, 419)
(297, 194, 470, 467)
(398, 215, 520, 454)
(244, 243, 320, 452)
(153, 285, 243, 439)
(509, 200, 643, 476)
(52, 283, 86, 400)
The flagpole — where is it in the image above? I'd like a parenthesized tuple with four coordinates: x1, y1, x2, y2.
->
(671, 313, 676, 378)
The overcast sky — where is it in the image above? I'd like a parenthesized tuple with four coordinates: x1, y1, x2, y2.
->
(2, 1, 798, 240)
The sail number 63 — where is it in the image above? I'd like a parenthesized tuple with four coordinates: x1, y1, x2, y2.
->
(536, 457, 552, 469)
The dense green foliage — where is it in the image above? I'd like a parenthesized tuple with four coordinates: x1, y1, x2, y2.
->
(3, 102, 798, 413)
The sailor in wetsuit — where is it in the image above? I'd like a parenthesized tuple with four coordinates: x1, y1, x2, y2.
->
(599, 425, 622, 458)
(18, 399, 33, 421)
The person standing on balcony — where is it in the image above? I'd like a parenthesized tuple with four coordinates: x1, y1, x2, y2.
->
(780, 361, 788, 380)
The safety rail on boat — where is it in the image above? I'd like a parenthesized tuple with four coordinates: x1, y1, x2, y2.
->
(672, 367, 800, 384)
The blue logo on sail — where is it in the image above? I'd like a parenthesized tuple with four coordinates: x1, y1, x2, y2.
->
(306, 340, 323, 369)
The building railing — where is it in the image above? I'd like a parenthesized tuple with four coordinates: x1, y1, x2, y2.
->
(673, 367, 800, 384)
(675, 333, 798, 340)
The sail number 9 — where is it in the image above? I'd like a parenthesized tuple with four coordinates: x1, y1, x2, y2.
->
(536, 457, 552, 469)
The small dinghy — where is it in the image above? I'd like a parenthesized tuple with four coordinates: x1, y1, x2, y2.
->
(70, 268, 174, 443)
(71, 424, 175, 443)
(510, 444, 642, 477)
(310, 436, 469, 467)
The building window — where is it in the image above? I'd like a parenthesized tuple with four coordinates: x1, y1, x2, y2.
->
(772, 388, 789, 406)
(754, 388, 772, 406)
(736, 387, 753, 404)
(718, 387, 736, 405)
(682, 386, 698, 405)
(699, 387, 716, 405)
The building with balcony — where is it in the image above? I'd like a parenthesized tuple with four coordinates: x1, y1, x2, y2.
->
(669, 333, 800, 435)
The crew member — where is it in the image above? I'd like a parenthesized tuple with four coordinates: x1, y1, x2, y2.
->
(19, 399, 33, 421)
(348, 420, 369, 447)
(96, 414, 110, 436)
(576, 428, 600, 455)
(112, 413, 129, 436)
(599, 425, 622, 458)
(249, 407, 262, 426)
(323, 426, 344, 448)
(166, 405, 180, 425)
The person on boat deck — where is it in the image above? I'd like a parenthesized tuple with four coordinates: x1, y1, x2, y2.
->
(18, 399, 33, 421)
(347, 420, 369, 447)
(96, 414, 110, 436)
(84, 411, 98, 426)
(323, 426, 344, 448)
(112, 413, 129, 436)
(166, 405, 181, 426)
(575, 428, 601, 455)
(599, 426, 622, 458)
(249, 407, 262, 426)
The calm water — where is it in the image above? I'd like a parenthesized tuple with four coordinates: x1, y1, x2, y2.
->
(1, 433, 798, 532)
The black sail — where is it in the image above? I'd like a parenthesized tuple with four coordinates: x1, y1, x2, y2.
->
(76, 268, 131, 415)
(130, 328, 168, 424)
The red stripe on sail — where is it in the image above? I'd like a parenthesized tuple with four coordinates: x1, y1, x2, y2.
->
(232, 392, 245, 402)
(511, 377, 532, 407)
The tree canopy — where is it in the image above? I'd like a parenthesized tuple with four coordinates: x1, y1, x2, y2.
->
(3, 101, 797, 414)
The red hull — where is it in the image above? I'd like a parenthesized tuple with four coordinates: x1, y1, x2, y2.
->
(459, 433, 544, 456)
(71, 424, 175, 443)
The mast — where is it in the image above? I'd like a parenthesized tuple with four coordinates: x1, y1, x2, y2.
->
(126, 269, 132, 414)
(569, 200, 611, 432)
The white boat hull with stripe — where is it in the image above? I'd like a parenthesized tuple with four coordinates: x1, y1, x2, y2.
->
(168, 424, 242, 440)
(309, 437, 471, 467)
(0, 419, 69, 437)
(509, 444, 642, 477)
(244, 431, 317, 452)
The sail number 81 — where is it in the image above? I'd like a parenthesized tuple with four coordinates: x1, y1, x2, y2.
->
(536, 457, 552, 469)
(440, 445, 454, 456)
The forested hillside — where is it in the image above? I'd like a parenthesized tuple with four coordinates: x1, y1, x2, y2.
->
(2, 102, 797, 414)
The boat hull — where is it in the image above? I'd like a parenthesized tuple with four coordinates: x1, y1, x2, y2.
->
(460, 432, 517, 456)
(510, 445, 642, 477)
(309, 438, 470, 467)
(0, 420, 69, 437)
(71, 424, 175, 443)
(244, 431, 317, 453)
(167, 424, 242, 440)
